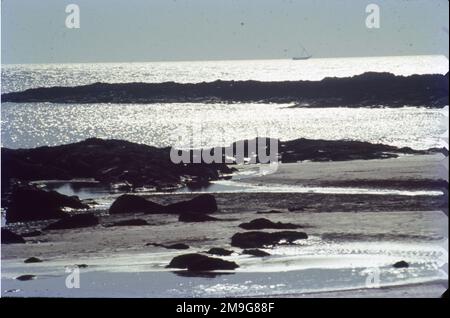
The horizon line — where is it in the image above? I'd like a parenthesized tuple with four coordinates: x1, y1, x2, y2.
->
(2, 54, 449, 66)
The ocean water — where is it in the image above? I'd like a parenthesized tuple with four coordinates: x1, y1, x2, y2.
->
(1, 55, 448, 93)
(1, 55, 449, 150)
(1, 102, 447, 150)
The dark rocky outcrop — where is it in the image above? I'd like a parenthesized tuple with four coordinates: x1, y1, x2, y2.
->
(3, 72, 447, 107)
(206, 248, 234, 256)
(1, 138, 233, 194)
(178, 213, 219, 222)
(109, 195, 165, 214)
(44, 213, 99, 230)
(1, 228, 25, 244)
(198, 137, 440, 165)
(109, 194, 218, 216)
(166, 194, 218, 214)
(24, 257, 42, 263)
(231, 231, 308, 248)
(166, 253, 239, 271)
(393, 260, 409, 268)
(239, 218, 301, 230)
(16, 275, 36, 281)
(5, 185, 87, 223)
(242, 249, 271, 257)
(2, 136, 439, 201)
(105, 219, 149, 227)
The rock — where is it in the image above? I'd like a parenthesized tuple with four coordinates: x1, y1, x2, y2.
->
(146, 243, 190, 250)
(178, 213, 219, 222)
(206, 248, 234, 256)
(76, 264, 88, 268)
(21, 230, 42, 237)
(242, 249, 271, 257)
(1, 229, 25, 244)
(5, 185, 88, 223)
(44, 213, 99, 230)
(109, 195, 164, 214)
(24, 257, 42, 263)
(231, 231, 308, 248)
(106, 219, 149, 227)
(393, 260, 409, 268)
(16, 275, 36, 281)
(239, 218, 301, 230)
(109, 194, 219, 216)
(1, 139, 231, 193)
(166, 194, 218, 214)
(166, 253, 238, 271)
(165, 243, 190, 250)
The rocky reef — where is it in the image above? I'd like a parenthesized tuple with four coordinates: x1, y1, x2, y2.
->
(2, 137, 443, 197)
(2, 72, 448, 107)
(1, 138, 232, 193)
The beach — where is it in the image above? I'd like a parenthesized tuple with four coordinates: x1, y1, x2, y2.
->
(1, 153, 448, 297)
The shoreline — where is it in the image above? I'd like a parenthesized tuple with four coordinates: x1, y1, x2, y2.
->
(2, 136, 448, 298)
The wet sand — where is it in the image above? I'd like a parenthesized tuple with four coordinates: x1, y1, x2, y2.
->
(236, 154, 448, 190)
(1, 154, 448, 297)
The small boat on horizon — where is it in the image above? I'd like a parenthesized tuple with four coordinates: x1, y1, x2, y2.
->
(292, 43, 312, 60)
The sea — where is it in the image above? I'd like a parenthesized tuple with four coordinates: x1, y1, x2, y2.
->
(1, 55, 449, 150)
(1, 55, 448, 297)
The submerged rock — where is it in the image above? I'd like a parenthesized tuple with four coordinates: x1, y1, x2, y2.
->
(288, 206, 305, 212)
(239, 218, 301, 230)
(109, 194, 218, 216)
(256, 210, 284, 214)
(5, 185, 87, 223)
(178, 213, 218, 222)
(146, 243, 190, 250)
(106, 219, 149, 227)
(165, 243, 190, 250)
(393, 260, 409, 268)
(44, 213, 99, 230)
(206, 248, 234, 256)
(1, 229, 25, 244)
(109, 195, 164, 214)
(166, 253, 239, 271)
(24, 257, 42, 263)
(166, 194, 218, 214)
(242, 249, 271, 257)
(231, 231, 308, 248)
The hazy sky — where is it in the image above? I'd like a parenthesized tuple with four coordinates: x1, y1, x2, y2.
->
(1, 0, 449, 63)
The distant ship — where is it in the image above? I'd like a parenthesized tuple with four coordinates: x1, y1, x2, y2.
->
(292, 44, 312, 60)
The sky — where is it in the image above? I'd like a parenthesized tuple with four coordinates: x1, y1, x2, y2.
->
(1, 0, 449, 64)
